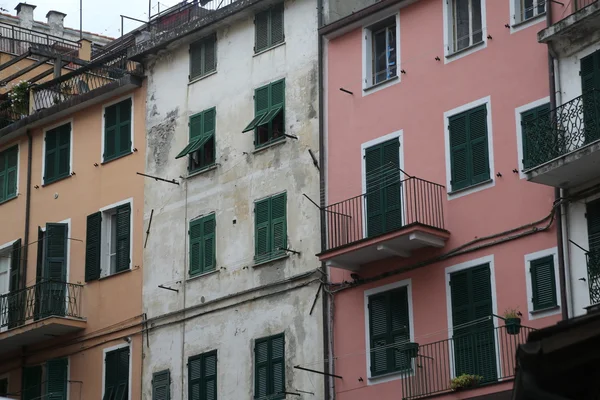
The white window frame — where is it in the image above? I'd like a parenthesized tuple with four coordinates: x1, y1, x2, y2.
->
(41, 118, 74, 186)
(102, 342, 132, 400)
(444, 96, 495, 199)
(99, 198, 133, 278)
(510, 0, 546, 32)
(362, 11, 401, 95)
(514, 97, 551, 179)
(443, 0, 487, 63)
(100, 94, 135, 164)
(0, 240, 13, 333)
(524, 247, 561, 319)
(364, 278, 414, 384)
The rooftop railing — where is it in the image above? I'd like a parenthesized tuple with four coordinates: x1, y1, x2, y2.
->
(0, 22, 80, 56)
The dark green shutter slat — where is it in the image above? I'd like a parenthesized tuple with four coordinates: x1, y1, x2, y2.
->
(190, 113, 203, 140)
(43, 223, 67, 318)
(271, 335, 285, 396)
(270, 80, 285, 107)
(257, 106, 283, 128)
(45, 128, 57, 182)
(189, 356, 202, 400)
(255, 10, 269, 52)
(112, 347, 130, 400)
(46, 358, 68, 400)
(390, 288, 410, 371)
(255, 199, 270, 260)
(104, 99, 132, 161)
(115, 203, 131, 273)
(46, 123, 71, 183)
(105, 351, 118, 400)
(531, 255, 557, 310)
(587, 199, 600, 252)
(202, 215, 216, 273)
(9, 238, 20, 292)
(190, 41, 203, 79)
(521, 104, 551, 169)
(85, 212, 102, 282)
(365, 145, 384, 237)
(0, 146, 18, 201)
(270, 4, 284, 46)
(153, 370, 170, 400)
(469, 106, 489, 184)
(189, 219, 203, 276)
(203, 108, 216, 138)
(203, 36, 216, 75)
(203, 352, 217, 400)
(382, 140, 402, 232)
(581, 50, 600, 143)
(368, 293, 390, 375)
(57, 124, 70, 178)
(118, 99, 132, 156)
(0, 150, 5, 202)
(449, 113, 470, 191)
(255, 335, 284, 399)
(255, 339, 269, 398)
(23, 365, 42, 400)
(270, 193, 286, 256)
(104, 104, 118, 160)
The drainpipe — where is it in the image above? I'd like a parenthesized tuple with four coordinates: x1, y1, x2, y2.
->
(22, 130, 32, 289)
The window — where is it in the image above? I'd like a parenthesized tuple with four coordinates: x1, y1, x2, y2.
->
(189, 213, 216, 277)
(254, 193, 286, 263)
(188, 351, 217, 400)
(22, 365, 42, 400)
(44, 122, 71, 185)
(449, 0, 483, 53)
(520, 103, 550, 170)
(516, 0, 545, 23)
(0, 246, 10, 297)
(581, 50, 600, 145)
(104, 346, 130, 400)
(176, 108, 216, 173)
(190, 35, 216, 81)
(366, 17, 397, 86)
(254, 334, 285, 399)
(103, 98, 132, 162)
(529, 255, 557, 311)
(0, 145, 17, 203)
(368, 287, 411, 377)
(242, 80, 285, 149)
(255, 3, 284, 53)
(152, 370, 171, 400)
(22, 359, 68, 400)
(448, 104, 490, 191)
(85, 202, 131, 281)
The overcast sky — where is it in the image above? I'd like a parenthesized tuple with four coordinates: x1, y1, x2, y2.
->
(1, 0, 177, 38)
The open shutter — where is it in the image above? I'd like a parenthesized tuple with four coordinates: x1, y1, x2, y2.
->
(254, 339, 269, 399)
(270, 4, 284, 46)
(4, 146, 17, 199)
(115, 203, 131, 273)
(255, 199, 270, 261)
(243, 86, 270, 133)
(369, 293, 390, 376)
(9, 238, 20, 292)
(470, 265, 497, 382)
(46, 358, 68, 400)
(449, 113, 470, 191)
(270, 193, 286, 256)
(203, 352, 217, 400)
(189, 219, 202, 276)
(382, 139, 402, 232)
(255, 10, 269, 52)
(365, 144, 384, 237)
(104, 104, 118, 161)
(581, 50, 600, 143)
(57, 124, 71, 179)
(202, 215, 216, 273)
(271, 335, 285, 396)
(118, 98, 132, 156)
(22, 365, 42, 400)
(0, 150, 5, 201)
(152, 370, 170, 400)
(115, 347, 130, 400)
(390, 288, 410, 371)
(36, 228, 43, 281)
(469, 105, 490, 184)
(450, 269, 474, 375)
(44, 223, 67, 317)
(520, 108, 536, 170)
(190, 113, 203, 140)
(85, 212, 102, 282)
(531, 255, 557, 311)
(189, 357, 202, 400)
(45, 128, 58, 183)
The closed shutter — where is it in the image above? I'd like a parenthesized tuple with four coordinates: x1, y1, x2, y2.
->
(44, 223, 68, 318)
(152, 370, 170, 400)
(189, 218, 203, 276)
(449, 114, 469, 191)
(46, 358, 68, 400)
(104, 99, 132, 162)
(104, 104, 118, 160)
(581, 50, 600, 143)
(189, 356, 202, 400)
(270, 193, 286, 257)
(115, 203, 131, 273)
(0, 378, 7, 396)
(190, 41, 203, 80)
(271, 335, 285, 397)
(270, 4, 284, 46)
(22, 365, 42, 400)
(0, 149, 5, 202)
(8, 238, 21, 327)
(587, 199, 600, 252)
(382, 139, 402, 231)
(365, 145, 384, 237)
(118, 99, 132, 156)
(255, 10, 269, 53)
(44, 124, 71, 184)
(0, 146, 18, 201)
(255, 199, 270, 261)
(255, 334, 285, 399)
(469, 106, 490, 184)
(203, 36, 216, 75)
(85, 212, 102, 281)
(254, 339, 268, 399)
(106, 347, 130, 400)
(530, 255, 557, 311)
(45, 127, 57, 182)
(190, 112, 203, 141)
(203, 352, 218, 400)
(390, 288, 411, 371)
(203, 108, 216, 138)
(521, 104, 551, 169)
(202, 215, 216, 273)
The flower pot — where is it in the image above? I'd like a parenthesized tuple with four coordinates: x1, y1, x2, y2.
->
(505, 317, 521, 335)
(404, 342, 419, 359)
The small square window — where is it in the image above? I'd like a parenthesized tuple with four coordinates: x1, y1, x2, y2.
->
(516, 0, 545, 23)
(190, 34, 217, 81)
(255, 3, 284, 53)
(365, 17, 397, 87)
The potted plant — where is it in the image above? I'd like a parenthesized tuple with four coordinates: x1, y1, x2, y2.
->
(404, 342, 419, 359)
(8, 80, 30, 116)
(503, 307, 521, 335)
(450, 374, 482, 391)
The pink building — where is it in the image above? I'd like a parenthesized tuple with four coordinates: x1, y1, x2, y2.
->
(319, 0, 562, 399)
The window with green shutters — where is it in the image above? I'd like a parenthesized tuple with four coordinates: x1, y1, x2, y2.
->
(104, 346, 130, 400)
(448, 104, 490, 191)
(521, 103, 550, 170)
(190, 35, 217, 81)
(46, 358, 68, 400)
(44, 123, 71, 185)
(0, 145, 18, 203)
(254, 3, 284, 53)
(254, 193, 286, 263)
(22, 365, 42, 400)
(152, 370, 171, 400)
(104, 98, 132, 162)
(581, 49, 600, 144)
(254, 334, 285, 399)
(41, 223, 68, 318)
(189, 213, 216, 277)
(7, 238, 21, 328)
(176, 108, 216, 173)
(242, 80, 285, 149)
(188, 351, 217, 400)
(530, 255, 557, 311)
(368, 286, 411, 376)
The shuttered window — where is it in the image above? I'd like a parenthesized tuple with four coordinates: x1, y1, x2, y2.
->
(521, 103, 550, 170)
(254, 3, 284, 53)
(254, 334, 285, 399)
(46, 358, 68, 400)
(368, 287, 411, 376)
(7, 238, 21, 327)
(176, 108, 216, 173)
(152, 370, 171, 400)
(41, 223, 68, 318)
(115, 203, 131, 273)
(189, 213, 216, 277)
(104, 98, 132, 162)
(44, 123, 71, 185)
(254, 193, 286, 263)
(530, 255, 557, 311)
(0, 145, 18, 203)
(449, 104, 490, 191)
(581, 49, 600, 144)
(104, 346, 130, 400)
(242, 80, 285, 149)
(22, 365, 42, 400)
(85, 212, 102, 281)
(190, 35, 217, 81)
(189, 351, 217, 400)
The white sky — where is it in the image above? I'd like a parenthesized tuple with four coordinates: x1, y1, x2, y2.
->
(1, 0, 178, 38)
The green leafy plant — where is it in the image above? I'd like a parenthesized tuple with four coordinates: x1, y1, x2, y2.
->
(8, 80, 30, 116)
(450, 374, 483, 391)
(503, 307, 519, 319)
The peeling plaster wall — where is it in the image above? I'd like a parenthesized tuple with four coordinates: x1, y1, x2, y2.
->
(142, 0, 324, 398)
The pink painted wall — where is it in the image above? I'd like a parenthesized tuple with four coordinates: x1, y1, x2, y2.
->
(325, 0, 558, 398)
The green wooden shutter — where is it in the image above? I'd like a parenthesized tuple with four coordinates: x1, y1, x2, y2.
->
(190, 113, 203, 140)
(22, 365, 42, 400)
(9, 238, 20, 292)
(8, 238, 21, 327)
(243, 86, 270, 133)
(203, 36, 216, 75)
(382, 139, 402, 232)
(255, 335, 285, 398)
(202, 214, 216, 273)
(365, 144, 384, 237)
(254, 339, 269, 398)
(0, 146, 18, 201)
(369, 293, 390, 375)
(189, 356, 202, 400)
(449, 113, 470, 191)
(104, 350, 117, 400)
(46, 358, 68, 400)
(271, 334, 285, 397)
(85, 212, 102, 282)
(0, 378, 7, 396)
(270, 193, 286, 257)
(104, 99, 132, 162)
(521, 104, 551, 170)
(587, 199, 600, 252)
(255, 198, 270, 261)
(530, 255, 557, 311)
(390, 288, 411, 371)
(152, 370, 170, 400)
(189, 218, 203, 276)
(45, 127, 58, 183)
(190, 41, 203, 80)
(255, 10, 269, 52)
(270, 4, 284, 46)
(104, 104, 118, 161)
(57, 124, 71, 179)
(43, 223, 67, 317)
(118, 98, 132, 157)
(45, 123, 71, 184)
(0, 149, 5, 202)
(114, 347, 130, 400)
(203, 108, 216, 138)
(581, 50, 600, 143)
(469, 105, 490, 184)
(203, 351, 218, 400)
(115, 203, 131, 273)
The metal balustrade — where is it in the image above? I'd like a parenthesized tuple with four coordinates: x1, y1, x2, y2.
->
(0, 22, 80, 56)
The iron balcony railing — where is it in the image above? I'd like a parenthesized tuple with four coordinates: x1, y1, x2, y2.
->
(401, 324, 535, 400)
(0, 280, 83, 329)
(523, 90, 600, 170)
(575, 0, 598, 10)
(586, 250, 600, 306)
(0, 22, 80, 56)
(322, 174, 446, 252)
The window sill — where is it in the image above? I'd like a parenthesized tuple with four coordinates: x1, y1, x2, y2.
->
(531, 305, 559, 315)
(368, 368, 413, 385)
(446, 40, 485, 60)
(0, 195, 18, 206)
(253, 138, 286, 154)
(363, 75, 399, 92)
(42, 174, 71, 187)
(98, 268, 132, 281)
(186, 164, 217, 179)
(188, 70, 217, 85)
(448, 178, 493, 197)
(102, 151, 133, 165)
(187, 268, 219, 282)
(253, 41, 286, 57)
(253, 253, 289, 268)
(511, 13, 546, 31)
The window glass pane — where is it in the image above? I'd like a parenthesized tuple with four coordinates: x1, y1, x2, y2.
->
(373, 29, 387, 83)
(537, 0, 545, 15)
(0, 256, 8, 295)
(471, 0, 482, 45)
(523, 0, 534, 19)
(387, 25, 397, 79)
(455, 0, 470, 51)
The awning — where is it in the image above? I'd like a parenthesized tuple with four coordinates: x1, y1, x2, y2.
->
(241, 106, 283, 133)
(175, 134, 212, 159)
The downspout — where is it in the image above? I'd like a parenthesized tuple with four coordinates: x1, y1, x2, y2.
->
(180, 178, 188, 400)
(22, 130, 32, 289)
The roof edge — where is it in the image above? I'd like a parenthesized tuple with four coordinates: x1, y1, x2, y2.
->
(319, 0, 406, 37)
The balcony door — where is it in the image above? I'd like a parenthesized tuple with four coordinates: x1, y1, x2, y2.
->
(40, 223, 68, 319)
(364, 138, 402, 238)
(581, 49, 600, 144)
(449, 263, 498, 383)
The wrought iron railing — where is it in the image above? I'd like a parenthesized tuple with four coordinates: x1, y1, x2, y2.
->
(0, 22, 80, 56)
(523, 90, 600, 170)
(0, 280, 83, 329)
(322, 175, 446, 252)
(575, 0, 598, 10)
(401, 324, 535, 400)
(586, 250, 600, 306)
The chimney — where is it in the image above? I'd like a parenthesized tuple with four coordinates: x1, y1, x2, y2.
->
(46, 11, 66, 37)
(15, 3, 36, 30)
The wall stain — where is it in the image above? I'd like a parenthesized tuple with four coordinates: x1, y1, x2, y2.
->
(148, 107, 179, 173)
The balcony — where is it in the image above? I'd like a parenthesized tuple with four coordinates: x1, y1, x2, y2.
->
(318, 176, 449, 271)
(523, 90, 600, 188)
(0, 280, 86, 355)
(0, 21, 80, 58)
(401, 324, 535, 400)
